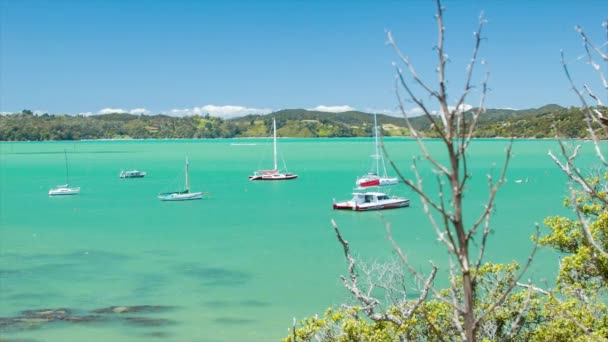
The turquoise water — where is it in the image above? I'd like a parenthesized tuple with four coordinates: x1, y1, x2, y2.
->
(0, 138, 601, 341)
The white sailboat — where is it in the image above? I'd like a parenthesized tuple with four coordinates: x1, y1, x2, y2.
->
(49, 150, 80, 196)
(249, 118, 298, 181)
(158, 158, 203, 201)
(356, 113, 398, 188)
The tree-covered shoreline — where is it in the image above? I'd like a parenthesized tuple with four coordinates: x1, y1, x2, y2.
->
(1, 105, 605, 141)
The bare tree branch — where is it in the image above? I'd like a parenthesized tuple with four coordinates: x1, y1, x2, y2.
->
(467, 140, 513, 242)
(568, 187, 608, 259)
(576, 24, 608, 92)
(516, 282, 550, 296)
(453, 12, 487, 139)
(383, 221, 450, 311)
(474, 225, 540, 326)
(332, 219, 443, 327)
(505, 281, 535, 339)
(561, 308, 604, 342)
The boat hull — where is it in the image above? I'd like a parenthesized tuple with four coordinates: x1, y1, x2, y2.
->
(357, 177, 399, 188)
(333, 198, 409, 211)
(49, 187, 80, 196)
(120, 171, 146, 178)
(249, 173, 298, 181)
(158, 192, 203, 201)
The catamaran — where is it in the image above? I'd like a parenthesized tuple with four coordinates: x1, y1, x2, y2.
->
(158, 158, 203, 201)
(333, 190, 409, 211)
(249, 118, 298, 181)
(356, 113, 398, 188)
(49, 150, 80, 196)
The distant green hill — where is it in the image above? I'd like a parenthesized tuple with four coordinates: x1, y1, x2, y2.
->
(1, 105, 605, 141)
(230, 109, 415, 137)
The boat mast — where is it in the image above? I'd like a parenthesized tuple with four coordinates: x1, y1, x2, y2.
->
(374, 113, 380, 176)
(64, 149, 70, 185)
(185, 157, 190, 192)
(273, 118, 278, 171)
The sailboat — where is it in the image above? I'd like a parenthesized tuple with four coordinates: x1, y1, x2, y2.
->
(355, 113, 398, 188)
(158, 158, 203, 201)
(248, 118, 298, 181)
(49, 150, 80, 196)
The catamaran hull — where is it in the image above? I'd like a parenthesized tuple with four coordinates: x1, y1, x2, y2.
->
(333, 199, 410, 211)
(248, 119, 298, 182)
(249, 174, 298, 181)
(158, 192, 203, 201)
(49, 187, 81, 196)
(357, 177, 399, 188)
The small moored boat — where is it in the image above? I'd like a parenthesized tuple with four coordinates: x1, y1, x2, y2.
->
(249, 118, 298, 181)
(49, 184, 80, 196)
(333, 191, 409, 211)
(355, 113, 398, 188)
(49, 150, 80, 196)
(120, 170, 146, 178)
(158, 158, 203, 201)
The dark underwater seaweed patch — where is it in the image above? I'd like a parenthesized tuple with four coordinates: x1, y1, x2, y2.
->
(202, 299, 271, 308)
(178, 263, 252, 287)
(213, 317, 256, 325)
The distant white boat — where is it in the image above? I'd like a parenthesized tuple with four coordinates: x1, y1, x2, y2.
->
(356, 113, 398, 188)
(333, 190, 409, 211)
(49, 150, 80, 196)
(158, 158, 203, 201)
(249, 118, 298, 181)
(120, 170, 146, 178)
(49, 184, 80, 196)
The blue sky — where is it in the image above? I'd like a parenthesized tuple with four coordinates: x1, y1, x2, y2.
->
(1, 0, 605, 117)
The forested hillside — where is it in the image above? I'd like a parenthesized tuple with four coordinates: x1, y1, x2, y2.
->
(0, 106, 605, 141)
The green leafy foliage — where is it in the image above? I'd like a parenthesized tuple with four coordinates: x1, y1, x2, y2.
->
(540, 174, 608, 295)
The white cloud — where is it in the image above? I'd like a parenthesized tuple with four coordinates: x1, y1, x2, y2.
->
(360, 106, 441, 118)
(394, 103, 473, 117)
(129, 108, 151, 115)
(97, 108, 151, 115)
(164, 105, 272, 118)
(98, 108, 126, 114)
(362, 106, 439, 118)
(408, 107, 427, 117)
(78, 112, 94, 116)
(0, 109, 50, 115)
(310, 105, 355, 113)
(447, 103, 473, 113)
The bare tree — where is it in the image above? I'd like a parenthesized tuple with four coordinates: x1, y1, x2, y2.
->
(550, 19, 608, 260)
(324, 1, 539, 341)
(540, 18, 608, 340)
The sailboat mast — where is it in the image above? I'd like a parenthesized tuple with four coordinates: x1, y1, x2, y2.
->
(64, 149, 70, 185)
(374, 113, 380, 176)
(273, 118, 278, 171)
(185, 158, 190, 192)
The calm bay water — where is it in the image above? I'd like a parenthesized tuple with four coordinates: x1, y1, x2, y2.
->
(0, 138, 601, 341)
